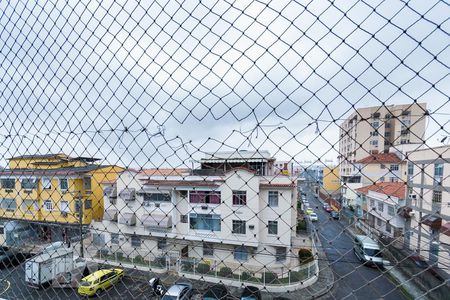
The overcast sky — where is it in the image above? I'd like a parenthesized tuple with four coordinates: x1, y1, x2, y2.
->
(0, 0, 448, 169)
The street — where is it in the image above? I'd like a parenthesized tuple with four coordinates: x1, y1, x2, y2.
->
(303, 187, 408, 300)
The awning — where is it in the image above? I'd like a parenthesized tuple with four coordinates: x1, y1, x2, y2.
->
(141, 214, 172, 228)
(119, 188, 136, 201)
(421, 214, 442, 229)
(397, 206, 412, 218)
(104, 209, 118, 221)
(119, 212, 136, 226)
(441, 222, 450, 237)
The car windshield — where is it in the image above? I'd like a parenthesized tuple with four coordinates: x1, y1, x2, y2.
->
(161, 296, 177, 300)
(241, 297, 258, 300)
(364, 248, 382, 257)
(80, 281, 92, 287)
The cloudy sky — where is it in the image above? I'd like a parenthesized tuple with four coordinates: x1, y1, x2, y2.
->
(0, 0, 448, 169)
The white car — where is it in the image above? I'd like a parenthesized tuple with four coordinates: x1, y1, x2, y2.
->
(309, 213, 318, 222)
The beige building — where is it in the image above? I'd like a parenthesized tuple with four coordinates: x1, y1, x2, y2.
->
(339, 103, 427, 206)
(407, 146, 450, 273)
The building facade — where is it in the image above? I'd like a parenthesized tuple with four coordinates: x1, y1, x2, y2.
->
(0, 153, 123, 248)
(407, 146, 450, 272)
(339, 103, 426, 206)
(91, 151, 299, 276)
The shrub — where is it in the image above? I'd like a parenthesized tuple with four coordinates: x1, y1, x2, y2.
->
(196, 263, 211, 274)
(297, 220, 307, 232)
(218, 267, 233, 278)
(262, 271, 279, 284)
(181, 260, 194, 272)
(289, 270, 306, 282)
(298, 249, 314, 265)
(151, 256, 166, 268)
(241, 271, 252, 281)
(134, 255, 145, 264)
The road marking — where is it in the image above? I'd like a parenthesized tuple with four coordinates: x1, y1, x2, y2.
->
(0, 280, 10, 296)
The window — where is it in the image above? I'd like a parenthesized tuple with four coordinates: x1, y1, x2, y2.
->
(268, 221, 278, 235)
(180, 215, 188, 223)
(143, 193, 171, 205)
(1, 178, 15, 189)
(232, 220, 246, 234)
(268, 191, 278, 207)
(41, 177, 51, 190)
(408, 163, 414, 176)
(390, 164, 399, 171)
(83, 177, 92, 190)
(372, 121, 379, 128)
(157, 238, 167, 249)
(377, 218, 382, 227)
(388, 205, 395, 216)
(370, 140, 378, 146)
(43, 200, 53, 211)
(390, 177, 397, 182)
(189, 214, 221, 231)
(380, 177, 385, 182)
(60, 201, 70, 213)
(234, 246, 248, 261)
(22, 200, 37, 213)
(232, 191, 247, 205)
(432, 191, 442, 204)
(377, 202, 384, 212)
(275, 247, 287, 262)
(384, 132, 391, 137)
(385, 223, 391, 234)
(130, 236, 141, 248)
(0, 198, 16, 211)
(370, 199, 375, 207)
(189, 191, 220, 204)
(84, 200, 92, 209)
(59, 178, 68, 191)
(203, 242, 214, 256)
(434, 163, 443, 184)
(21, 178, 37, 190)
(380, 164, 386, 169)
(111, 233, 119, 244)
(371, 131, 379, 136)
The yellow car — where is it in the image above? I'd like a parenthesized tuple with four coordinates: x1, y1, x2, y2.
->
(305, 208, 314, 215)
(78, 268, 124, 297)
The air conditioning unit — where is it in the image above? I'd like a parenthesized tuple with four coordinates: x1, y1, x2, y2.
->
(409, 194, 417, 199)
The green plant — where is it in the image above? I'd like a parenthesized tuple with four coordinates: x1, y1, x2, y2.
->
(218, 267, 233, 278)
(289, 270, 306, 282)
(297, 219, 307, 232)
(181, 261, 194, 272)
(134, 255, 145, 264)
(151, 256, 166, 268)
(262, 271, 279, 284)
(298, 248, 314, 265)
(241, 271, 252, 281)
(196, 263, 211, 274)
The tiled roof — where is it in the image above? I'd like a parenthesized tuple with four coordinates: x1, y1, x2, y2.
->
(139, 168, 190, 176)
(356, 182, 406, 199)
(356, 153, 402, 164)
(0, 165, 114, 176)
(143, 180, 220, 187)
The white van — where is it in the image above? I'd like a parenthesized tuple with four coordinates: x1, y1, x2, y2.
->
(353, 235, 383, 266)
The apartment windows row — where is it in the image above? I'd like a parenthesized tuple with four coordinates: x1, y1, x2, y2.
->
(0, 177, 92, 191)
(0, 198, 90, 214)
(369, 199, 395, 217)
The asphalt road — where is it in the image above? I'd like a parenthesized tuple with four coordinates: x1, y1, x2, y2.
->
(302, 186, 408, 300)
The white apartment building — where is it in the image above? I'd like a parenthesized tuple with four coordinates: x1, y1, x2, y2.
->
(407, 146, 450, 272)
(355, 182, 407, 242)
(339, 103, 427, 206)
(91, 153, 299, 276)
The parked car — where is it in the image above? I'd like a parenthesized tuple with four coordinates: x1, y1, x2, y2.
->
(325, 206, 333, 213)
(240, 286, 261, 300)
(322, 203, 329, 210)
(353, 235, 383, 267)
(162, 282, 193, 300)
(149, 277, 167, 296)
(78, 268, 124, 297)
(309, 213, 318, 222)
(305, 208, 314, 215)
(330, 211, 340, 220)
(203, 284, 228, 300)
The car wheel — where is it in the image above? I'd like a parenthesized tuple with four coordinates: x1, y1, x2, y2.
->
(95, 288, 102, 297)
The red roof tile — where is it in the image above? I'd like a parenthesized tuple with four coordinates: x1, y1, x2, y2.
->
(356, 182, 406, 199)
(139, 168, 190, 176)
(143, 180, 220, 187)
(356, 153, 402, 164)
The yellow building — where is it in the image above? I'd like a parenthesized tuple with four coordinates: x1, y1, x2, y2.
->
(322, 166, 341, 193)
(0, 154, 123, 226)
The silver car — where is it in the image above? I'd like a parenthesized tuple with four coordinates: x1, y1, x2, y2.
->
(161, 282, 193, 300)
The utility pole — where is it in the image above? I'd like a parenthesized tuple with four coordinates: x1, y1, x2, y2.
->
(79, 193, 84, 258)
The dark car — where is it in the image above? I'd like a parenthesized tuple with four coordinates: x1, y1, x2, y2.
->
(240, 286, 261, 300)
(203, 284, 229, 300)
(0, 247, 26, 268)
(330, 211, 339, 220)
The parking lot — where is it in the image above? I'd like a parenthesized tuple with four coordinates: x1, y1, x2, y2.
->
(0, 261, 249, 299)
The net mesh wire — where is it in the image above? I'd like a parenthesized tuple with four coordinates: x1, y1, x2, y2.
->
(0, 0, 449, 299)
